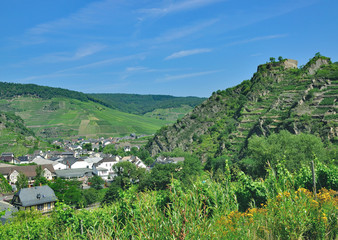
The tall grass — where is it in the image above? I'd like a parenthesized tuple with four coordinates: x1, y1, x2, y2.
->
(0, 164, 337, 239)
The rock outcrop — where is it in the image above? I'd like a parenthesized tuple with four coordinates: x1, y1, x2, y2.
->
(147, 55, 337, 160)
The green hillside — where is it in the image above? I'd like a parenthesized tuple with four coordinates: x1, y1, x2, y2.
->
(147, 55, 338, 160)
(88, 93, 206, 115)
(0, 111, 39, 155)
(0, 97, 170, 139)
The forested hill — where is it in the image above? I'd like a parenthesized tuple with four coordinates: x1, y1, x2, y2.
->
(147, 55, 338, 159)
(88, 93, 206, 115)
(0, 82, 109, 107)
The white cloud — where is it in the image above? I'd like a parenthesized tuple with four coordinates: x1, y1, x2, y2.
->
(139, 0, 226, 17)
(226, 34, 288, 46)
(153, 18, 219, 43)
(74, 44, 106, 59)
(165, 48, 212, 60)
(156, 70, 222, 83)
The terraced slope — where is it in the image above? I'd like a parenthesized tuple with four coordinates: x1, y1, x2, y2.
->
(147, 56, 337, 160)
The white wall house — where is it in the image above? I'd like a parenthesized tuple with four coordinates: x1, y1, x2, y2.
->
(53, 161, 67, 170)
(92, 157, 119, 180)
(71, 159, 91, 169)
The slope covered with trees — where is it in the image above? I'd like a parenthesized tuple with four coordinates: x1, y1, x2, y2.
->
(147, 55, 338, 163)
(0, 111, 41, 155)
(88, 93, 206, 115)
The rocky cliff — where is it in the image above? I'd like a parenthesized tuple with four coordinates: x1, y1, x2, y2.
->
(147, 55, 337, 160)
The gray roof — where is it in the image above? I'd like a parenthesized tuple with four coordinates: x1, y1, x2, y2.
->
(55, 168, 93, 178)
(60, 157, 78, 167)
(13, 185, 57, 207)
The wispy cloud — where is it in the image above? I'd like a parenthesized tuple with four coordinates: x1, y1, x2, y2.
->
(139, 0, 226, 17)
(226, 34, 288, 46)
(156, 70, 222, 83)
(165, 48, 212, 60)
(58, 53, 146, 73)
(153, 18, 219, 43)
(23, 0, 117, 43)
(11, 73, 83, 84)
(11, 44, 106, 67)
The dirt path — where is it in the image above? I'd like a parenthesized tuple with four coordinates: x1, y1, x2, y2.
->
(78, 120, 90, 135)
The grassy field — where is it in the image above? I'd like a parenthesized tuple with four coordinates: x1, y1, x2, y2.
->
(0, 97, 171, 139)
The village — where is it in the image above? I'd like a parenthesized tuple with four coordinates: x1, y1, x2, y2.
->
(0, 134, 185, 224)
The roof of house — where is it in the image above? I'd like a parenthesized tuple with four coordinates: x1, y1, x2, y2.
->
(32, 157, 54, 165)
(1, 153, 14, 156)
(0, 164, 55, 178)
(93, 157, 118, 167)
(55, 168, 93, 178)
(13, 185, 57, 207)
(60, 157, 78, 167)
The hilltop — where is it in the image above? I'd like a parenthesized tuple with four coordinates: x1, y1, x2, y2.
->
(88, 93, 205, 115)
(0, 83, 173, 139)
(147, 55, 338, 160)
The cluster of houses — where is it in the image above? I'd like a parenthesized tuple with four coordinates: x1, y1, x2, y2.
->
(0, 146, 185, 223)
(52, 134, 145, 155)
(0, 151, 147, 188)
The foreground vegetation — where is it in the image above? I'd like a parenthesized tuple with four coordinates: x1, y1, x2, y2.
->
(1, 156, 337, 239)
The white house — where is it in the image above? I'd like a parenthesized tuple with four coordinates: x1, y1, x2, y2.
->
(92, 156, 119, 180)
(123, 156, 147, 168)
(53, 159, 67, 170)
(71, 159, 91, 169)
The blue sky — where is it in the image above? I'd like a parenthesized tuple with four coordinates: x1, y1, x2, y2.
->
(0, 0, 337, 97)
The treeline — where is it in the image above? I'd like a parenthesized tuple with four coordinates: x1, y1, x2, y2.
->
(88, 93, 206, 115)
(0, 82, 89, 101)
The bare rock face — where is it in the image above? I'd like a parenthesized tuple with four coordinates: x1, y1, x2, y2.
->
(307, 58, 330, 75)
(283, 59, 298, 69)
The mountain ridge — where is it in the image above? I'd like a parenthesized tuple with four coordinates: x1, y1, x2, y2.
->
(146, 55, 337, 160)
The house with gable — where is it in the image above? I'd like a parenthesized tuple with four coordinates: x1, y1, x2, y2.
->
(0, 153, 14, 164)
(71, 158, 90, 169)
(11, 185, 57, 213)
(0, 164, 55, 185)
(122, 156, 147, 168)
(92, 156, 120, 180)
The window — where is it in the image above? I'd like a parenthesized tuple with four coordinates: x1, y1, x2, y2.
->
(37, 204, 44, 211)
(47, 203, 51, 210)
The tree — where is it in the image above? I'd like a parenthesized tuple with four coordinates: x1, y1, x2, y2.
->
(0, 173, 12, 193)
(90, 176, 104, 190)
(136, 147, 150, 161)
(113, 161, 139, 189)
(278, 56, 284, 62)
(103, 144, 118, 155)
(269, 57, 276, 63)
(146, 164, 177, 190)
(15, 173, 28, 190)
(102, 182, 121, 205)
(245, 131, 328, 177)
(180, 155, 202, 183)
(34, 165, 48, 186)
(83, 143, 92, 151)
(83, 188, 98, 206)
